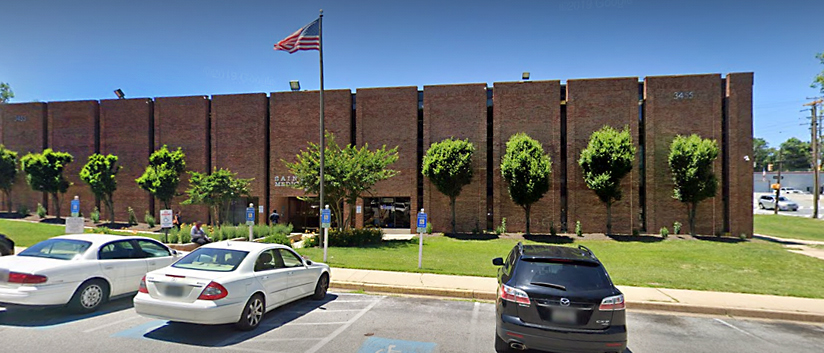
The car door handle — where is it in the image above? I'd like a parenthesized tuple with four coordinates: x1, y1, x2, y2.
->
(104, 266, 114, 270)
(148, 262, 156, 266)
(262, 276, 269, 280)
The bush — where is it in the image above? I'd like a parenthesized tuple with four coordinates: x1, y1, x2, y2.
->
(93, 226, 110, 234)
(575, 221, 582, 237)
(16, 204, 29, 216)
(660, 227, 669, 238)
(425, 222, 433, 234)
(495, 218, 507, 235)
(179, 231, 191, 244)
(90, 207, 100, 223)
(127, 207, 137, 226)
(306, 228, 383, 247)
(632, 228, 640, 236)
(36, 203, 47, 218)
(739, 233, 748, 240)
(261, 233, 290, 246)
(550, 222, 557, 237)
(168, 231, 179, 244)
(673, 221, 682, 235)
(145, 211, 156, 228)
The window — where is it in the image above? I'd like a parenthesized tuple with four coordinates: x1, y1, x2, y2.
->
(173, 248, 248, 272)
(254, 250, 277, 272)
(363, 197, 411, 228)
(278, 249, 304, 268)
(136, 240, 171, 258)
(18, 239, 91, 260)
(99, 240, 139, 260)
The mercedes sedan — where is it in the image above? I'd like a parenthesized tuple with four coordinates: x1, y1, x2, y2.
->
(0, 234, 180, 312)
(133, 241, 330, 331)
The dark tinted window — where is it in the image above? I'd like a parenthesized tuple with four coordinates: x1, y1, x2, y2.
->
(99, 240, 139, 260)
(515, 260, 611, 291)
(136, 240, 171, 258)
(18, 239, 91, 260)
(173, 248, 248, 272)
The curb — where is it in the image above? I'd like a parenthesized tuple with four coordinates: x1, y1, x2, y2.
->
(330, 281, 824, 324)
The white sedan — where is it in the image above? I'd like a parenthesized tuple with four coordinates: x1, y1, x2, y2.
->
(133, 241, 330, 331)
(0, 234, 180, 312)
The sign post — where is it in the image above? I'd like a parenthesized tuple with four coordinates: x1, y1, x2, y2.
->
(70, 196, 80, 217)
(416, 209, 427, 269)
(321, 205, 331, 262)
(246, 203, 255, 241)
(159, 209, 173, 243)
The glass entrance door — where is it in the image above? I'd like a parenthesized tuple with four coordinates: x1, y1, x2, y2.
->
(363, 197, 411, 228)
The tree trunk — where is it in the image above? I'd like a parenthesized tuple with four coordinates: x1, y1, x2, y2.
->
(5, 190, 11, 212)
(524, 204, 531, 235)
(107, 198, 115, 227)
(450, 196, 457, 235)
(688, 202, 697, 236)
(606, 200, 613, 236)
(53, 193, 61, 219)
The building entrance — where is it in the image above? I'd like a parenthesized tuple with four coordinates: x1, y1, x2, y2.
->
(363, 197, 411, 229)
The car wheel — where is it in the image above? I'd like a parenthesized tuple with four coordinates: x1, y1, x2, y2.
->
(758, 203, 765, 210)
(312, 273, 329, 300)
(236, 294, 265, 331)
(494, 332, 511, 353)
(68, 280, 108, 313)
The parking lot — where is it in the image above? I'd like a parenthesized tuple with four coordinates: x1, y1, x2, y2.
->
(753, 192, 824, 219)
(2, 292, 824, 353)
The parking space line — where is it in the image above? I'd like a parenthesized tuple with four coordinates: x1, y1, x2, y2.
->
(303, 296, 384, 353)
(83, 316, 141, 333)
(111, 320, 166, 339)
(283, 322, 350, 326)
(713, 318, 768, 342)
(468, 302, 480, 352)
(252, 338, 324, 342)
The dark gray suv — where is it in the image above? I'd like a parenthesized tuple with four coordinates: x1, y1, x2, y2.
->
(493, 243, 627, 353)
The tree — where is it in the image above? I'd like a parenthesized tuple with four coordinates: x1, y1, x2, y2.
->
(79, 154, 121, 225)
(286, 132, 399, 229)
(578, 126, 636, 236)
(668, 135, 719, 236)
(500, 133, 551, 235)
(0, 83, 13, 103)
(182, 168, 252, 226)
(20, 149, 74, 218)
(136, 145, 186, 210)
(813, 51, 824, 94)
(422, 138, 474, 235)
(0, 145, 18, 212)
(752, 138, 777, 172)
(779, 137, 812, 171)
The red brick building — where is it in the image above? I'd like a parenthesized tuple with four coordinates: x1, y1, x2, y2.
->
(0, 73, 753, 237)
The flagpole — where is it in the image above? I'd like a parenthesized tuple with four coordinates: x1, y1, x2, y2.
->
(318, 9, 326, 236)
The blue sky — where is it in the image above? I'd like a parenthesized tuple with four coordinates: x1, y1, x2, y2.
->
(1, 0, 822, 147)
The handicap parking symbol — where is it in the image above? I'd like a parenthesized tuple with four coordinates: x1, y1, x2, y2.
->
(358, 336, 436, 353)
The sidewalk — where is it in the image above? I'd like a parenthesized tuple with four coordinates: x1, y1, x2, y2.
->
(330, 267, 824, 323)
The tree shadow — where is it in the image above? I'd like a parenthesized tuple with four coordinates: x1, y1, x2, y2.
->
(445, 232, 499, 241)
(93, 222, 133, 230)
(39, 218, 66, 225)
(0, 212, 25, 219)
(693, 235, 746, 244)
(522, 234, 575, 244)
(606, 234, 666, 243)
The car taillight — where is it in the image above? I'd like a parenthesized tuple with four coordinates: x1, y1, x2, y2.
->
(499, 284, 531, 305)
(138, 276, 148, 293)
(599, 294, 625, 311)
(198, 281, 228, 300)
(8, 272, 47, 284)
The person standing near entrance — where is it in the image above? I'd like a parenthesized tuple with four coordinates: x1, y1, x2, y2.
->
(269, 210, 281, 225)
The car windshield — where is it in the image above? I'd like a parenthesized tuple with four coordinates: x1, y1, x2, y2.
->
(516, 259, 612, 291)
(778, 197, 789, 201)
(17, 239, 92, 260)
(172, 248, 248, 272)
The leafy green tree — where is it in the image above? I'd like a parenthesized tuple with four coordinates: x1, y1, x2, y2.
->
(669, 135, 719, 236)
(501, 133, 551, 235)
(0, 145, 18, 211)
(752, 138, 777, 172)
(182, 168, 252, 226)
(0, 83, 13, 103)
(20, 149, 74, 218)
(578, 126, 636, 236)
(813, 51, 824, 94)
(422, 138, 474, 235)
(779, 137, 812, 171)
(286, 132, 399, 229)
(136, 145, 187, 210)
(80, 154, 121, 225)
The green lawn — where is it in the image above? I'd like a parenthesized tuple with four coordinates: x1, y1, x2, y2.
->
(0, 219, 160, 247)
(298, 235, 824, 299)
(754, 214, 824, 242)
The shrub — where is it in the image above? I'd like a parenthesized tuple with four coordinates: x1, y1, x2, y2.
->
(307, 228, 383, 247)
(550, 222, 557, 237)
(495, 217, 507, 235)
(425, 222, 433, 234)
(575, 221, 582, 237)
(93, 226, 110, 234)
(632, 228, 640, 237)
(90, 207, 100, 223)
(179, 231, 191, 244)
(144, 211, 156, 228)
(739, 233, 748, 240)
(16, 204, 29, 216)
(673, 221, 682, 235)
(127, 207, 137, 225)
(660, 227, 669, 238)
(261, 233, 290, 246)
(36, 203, 47, 218)
(168, 231, 179, 244)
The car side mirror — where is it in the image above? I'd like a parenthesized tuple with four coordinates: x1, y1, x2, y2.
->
(172, 250, 179, 256)
(492, 257, 504, 266)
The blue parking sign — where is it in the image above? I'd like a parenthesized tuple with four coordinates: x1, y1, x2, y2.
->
(246, 207, 255, 225)
(70, 199, 80, 217)
(417, 212, 427, 232)
(321, 209, 331, 228)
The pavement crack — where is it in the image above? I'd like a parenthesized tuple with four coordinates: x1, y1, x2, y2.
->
(656, 288, 680, 303)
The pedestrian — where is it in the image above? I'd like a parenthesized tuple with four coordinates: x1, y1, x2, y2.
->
(269, 209, 280, 225)
(191, 222, 211, 245)
(172, 210, 181, 230)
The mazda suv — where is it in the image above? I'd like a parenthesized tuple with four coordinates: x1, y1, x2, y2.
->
(493, 243, 627, 353)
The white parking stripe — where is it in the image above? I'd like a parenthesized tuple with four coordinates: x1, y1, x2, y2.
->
(713, 318, 767, 342)
(303, 296, 384, 353)
(82, 316, 141, 333)
(252, 338, 324, 342)
(283, 322, 350, 326)
(468, 302, 480, 352)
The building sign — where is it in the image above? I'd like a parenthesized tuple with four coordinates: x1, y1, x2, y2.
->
(14, 115, 27, 122)
(273, 175, 299, 187)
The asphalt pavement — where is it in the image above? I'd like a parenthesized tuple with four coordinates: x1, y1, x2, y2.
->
(2, 293, 824, 353)
(753, 192, 824, 219)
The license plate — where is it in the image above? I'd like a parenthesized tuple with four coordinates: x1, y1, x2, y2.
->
(165, 285, 184, 297)
(0, 269, 8, 283)
(551, 309, 578, 324)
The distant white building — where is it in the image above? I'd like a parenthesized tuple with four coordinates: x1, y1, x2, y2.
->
(753, 171, 823, 193)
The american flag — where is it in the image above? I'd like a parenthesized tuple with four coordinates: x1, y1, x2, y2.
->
(274, 19, 320, 53)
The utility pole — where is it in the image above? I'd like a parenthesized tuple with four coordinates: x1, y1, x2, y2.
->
(774, 149, 783, 215)
(804, 98, 823, 219)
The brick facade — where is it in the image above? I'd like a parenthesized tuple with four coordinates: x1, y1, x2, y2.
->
(47, 101, 98, 218)
(492, 81, 562, 234)
(725, 73, 755, 237)
(0, 103, 47, 213)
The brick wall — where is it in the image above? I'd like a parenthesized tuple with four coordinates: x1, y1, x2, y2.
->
(492, 81, 561, 234)
(355, 86, 418, 229)
(567, 78, 640, 234)
(726, 73, 754, 237)
(0, 103, 47, 213)
(154, 96, 210, 223)
(423, 84, 487, 233)
(47, 101, 98, 218)
(100, 99, 153, 221)
(644, 74, 724, 235)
